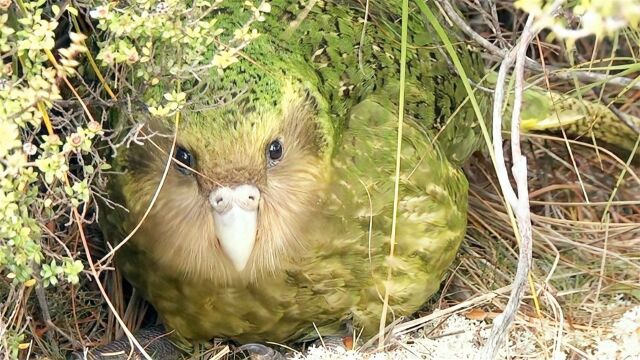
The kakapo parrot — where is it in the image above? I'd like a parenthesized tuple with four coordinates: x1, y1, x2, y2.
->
(93, 0, 638, 357)
(90, 0, 640, 358)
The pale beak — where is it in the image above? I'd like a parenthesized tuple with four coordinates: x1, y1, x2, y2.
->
(209, 185, 260, 271)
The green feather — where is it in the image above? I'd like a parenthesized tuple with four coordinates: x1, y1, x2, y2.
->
(102, 0, 486, 345)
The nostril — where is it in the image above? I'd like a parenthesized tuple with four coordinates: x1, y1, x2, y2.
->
(248, 195, 255, 201)
(215, 196, 224, 205)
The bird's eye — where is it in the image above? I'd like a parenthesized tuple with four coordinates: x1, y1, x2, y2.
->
(266, 139, 284, 167)
(174, 146, 194, 175)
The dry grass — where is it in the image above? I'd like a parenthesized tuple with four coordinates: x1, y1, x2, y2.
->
(455, 134, 639, 358)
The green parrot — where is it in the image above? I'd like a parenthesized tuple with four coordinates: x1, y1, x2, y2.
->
(91, 0, 639, 358)
(99, 0, 482, 352)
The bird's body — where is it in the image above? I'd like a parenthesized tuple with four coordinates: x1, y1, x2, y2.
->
(111, 104, 469, 342)
(103, 0, 486, 345)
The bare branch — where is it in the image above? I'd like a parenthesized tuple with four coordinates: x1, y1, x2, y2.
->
(437, 0, 640, 91)
(475, 0, 565, 358)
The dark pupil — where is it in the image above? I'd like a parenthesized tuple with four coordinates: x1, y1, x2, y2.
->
(176, 147, 192, 167)
(268, 140, 283, 161)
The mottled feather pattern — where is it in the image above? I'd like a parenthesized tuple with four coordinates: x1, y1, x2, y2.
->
(102, 0, 485, 345)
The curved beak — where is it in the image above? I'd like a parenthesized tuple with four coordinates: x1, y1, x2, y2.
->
(209, 185, 260, 271)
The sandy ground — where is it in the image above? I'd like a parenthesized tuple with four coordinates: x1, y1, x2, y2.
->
(288, 306, 640, 360)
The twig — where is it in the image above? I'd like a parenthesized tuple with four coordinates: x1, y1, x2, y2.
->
(393, 285, 513, 336)
(33, 282, 83, 348)
(477, 1, 564, 358)
(590, 215, 610, 327)
(288, 0, 317, 30)
(97, 115, 181, 266)
(378, 0, 409, 350)
(543, 290, 565, 358)
(436, 0, 640, 90)
(73, 206, 152, 359)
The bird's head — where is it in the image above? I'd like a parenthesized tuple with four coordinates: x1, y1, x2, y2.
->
(121, 79, 333, 282)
